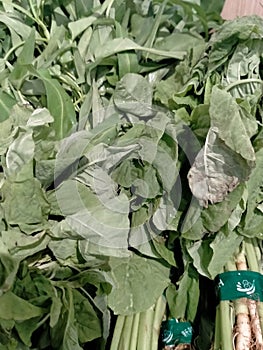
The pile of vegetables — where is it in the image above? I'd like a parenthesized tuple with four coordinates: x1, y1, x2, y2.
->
(0, 0, 262, 349)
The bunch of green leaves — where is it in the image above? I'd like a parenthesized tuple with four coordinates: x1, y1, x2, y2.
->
(0, 0, 224, 348)
(154, 14, 263, 350)
(2, 0, 263, 349)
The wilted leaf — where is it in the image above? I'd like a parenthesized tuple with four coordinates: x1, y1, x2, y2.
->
(188, 127, 251, 207)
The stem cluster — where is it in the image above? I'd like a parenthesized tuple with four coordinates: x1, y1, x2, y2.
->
(214, 239, 263, 350)
(110, 294, 166, 350)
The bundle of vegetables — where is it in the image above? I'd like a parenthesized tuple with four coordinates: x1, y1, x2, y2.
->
(0, 0, 263, 349)
(215, 239, 263, 350)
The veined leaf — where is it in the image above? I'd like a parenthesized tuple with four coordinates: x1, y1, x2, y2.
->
(41, 78, 76, 139)
(113, 73, 153, 117)
(108, 254, 170, 315)
(29, 68, 76, 139)
(94, 37, 186, 61)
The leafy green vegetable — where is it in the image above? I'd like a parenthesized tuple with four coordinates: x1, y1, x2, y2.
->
(0, 0, 262, 349)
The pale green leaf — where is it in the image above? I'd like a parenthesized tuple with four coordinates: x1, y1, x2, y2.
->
(210, 87, 255, 161)
(108, 254, 170, 315)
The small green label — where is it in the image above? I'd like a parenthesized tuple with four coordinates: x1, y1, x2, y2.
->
(161, 319, 192, 346)
(216, 271, 263, 302)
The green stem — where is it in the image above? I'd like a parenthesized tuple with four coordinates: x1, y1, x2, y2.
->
(225, 78, 263, 92)
(110, 315, 125, 350)
(137, 304, 155, 350)
(256, 240, 263, 331)
(103, 0, 115, 17)
(118, 314, 134, 350)
(219, 300, 234, 350)
(244, 238, 260, 272)
(219, 258, 237, 350)
(4, 42, 25, 62)
(245, 238, 263, 339)
(1, 0, 50, 40)
(214, 305, 221, 350)
(252, 238, 262, 270)
(28, 0, 50, 40)
(151, 295, 167, 350)
(129, 312, 140, 350)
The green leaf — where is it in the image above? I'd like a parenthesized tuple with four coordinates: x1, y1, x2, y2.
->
(2, 177, 50, 227)
(50, 288, 82, 350)
(0, 291, 44, 320)
(0, 117, 15, 155)
(151, 236, 176, 266)
(210, 86, 256, 161)
(50, 295, 63, 328)
(0, 253, 19, 294)
(130, 12, 152, 42)
(108, 253, 170, 315)
(39, 77, 76, 139)
(93, 37, 186, 61)
(166, 264, 199, 322)
(5, 130, 34, 177)
(0, 12, 32, 40)
(113, 73, 153, 116)
(73, 289, 102, 343)
(186, 239, 213, 278)
(53, 178, 130, 255)
(15, 317, 42, 346)
(48, 239, 82, 268)
(36, 25, 67, 68)
(29, 67, 76, 140)
(201, 183, 245, 232)
(115, 21, 139, 78)
(91, 80, 105, 128)
(149, 32, 205, 61)
(244, 149, 263, 225)
(1, 229, 50, 261)
(68, 0, 114, 40)
(208, 230, 243, 278)
(0, 92, 16, 122)
(27, 107, 54, 127)
(9, 29, 35, 86)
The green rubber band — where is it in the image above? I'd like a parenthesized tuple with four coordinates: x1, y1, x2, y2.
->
(161, 319, 192, 346)
(216, 271, 263, 302)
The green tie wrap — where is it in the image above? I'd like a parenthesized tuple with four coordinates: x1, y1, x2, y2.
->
(216, 270, 263, 302)
(161, 318, 192, 347)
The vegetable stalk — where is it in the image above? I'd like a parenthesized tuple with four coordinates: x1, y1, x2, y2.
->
(110, 294, 167, 350)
